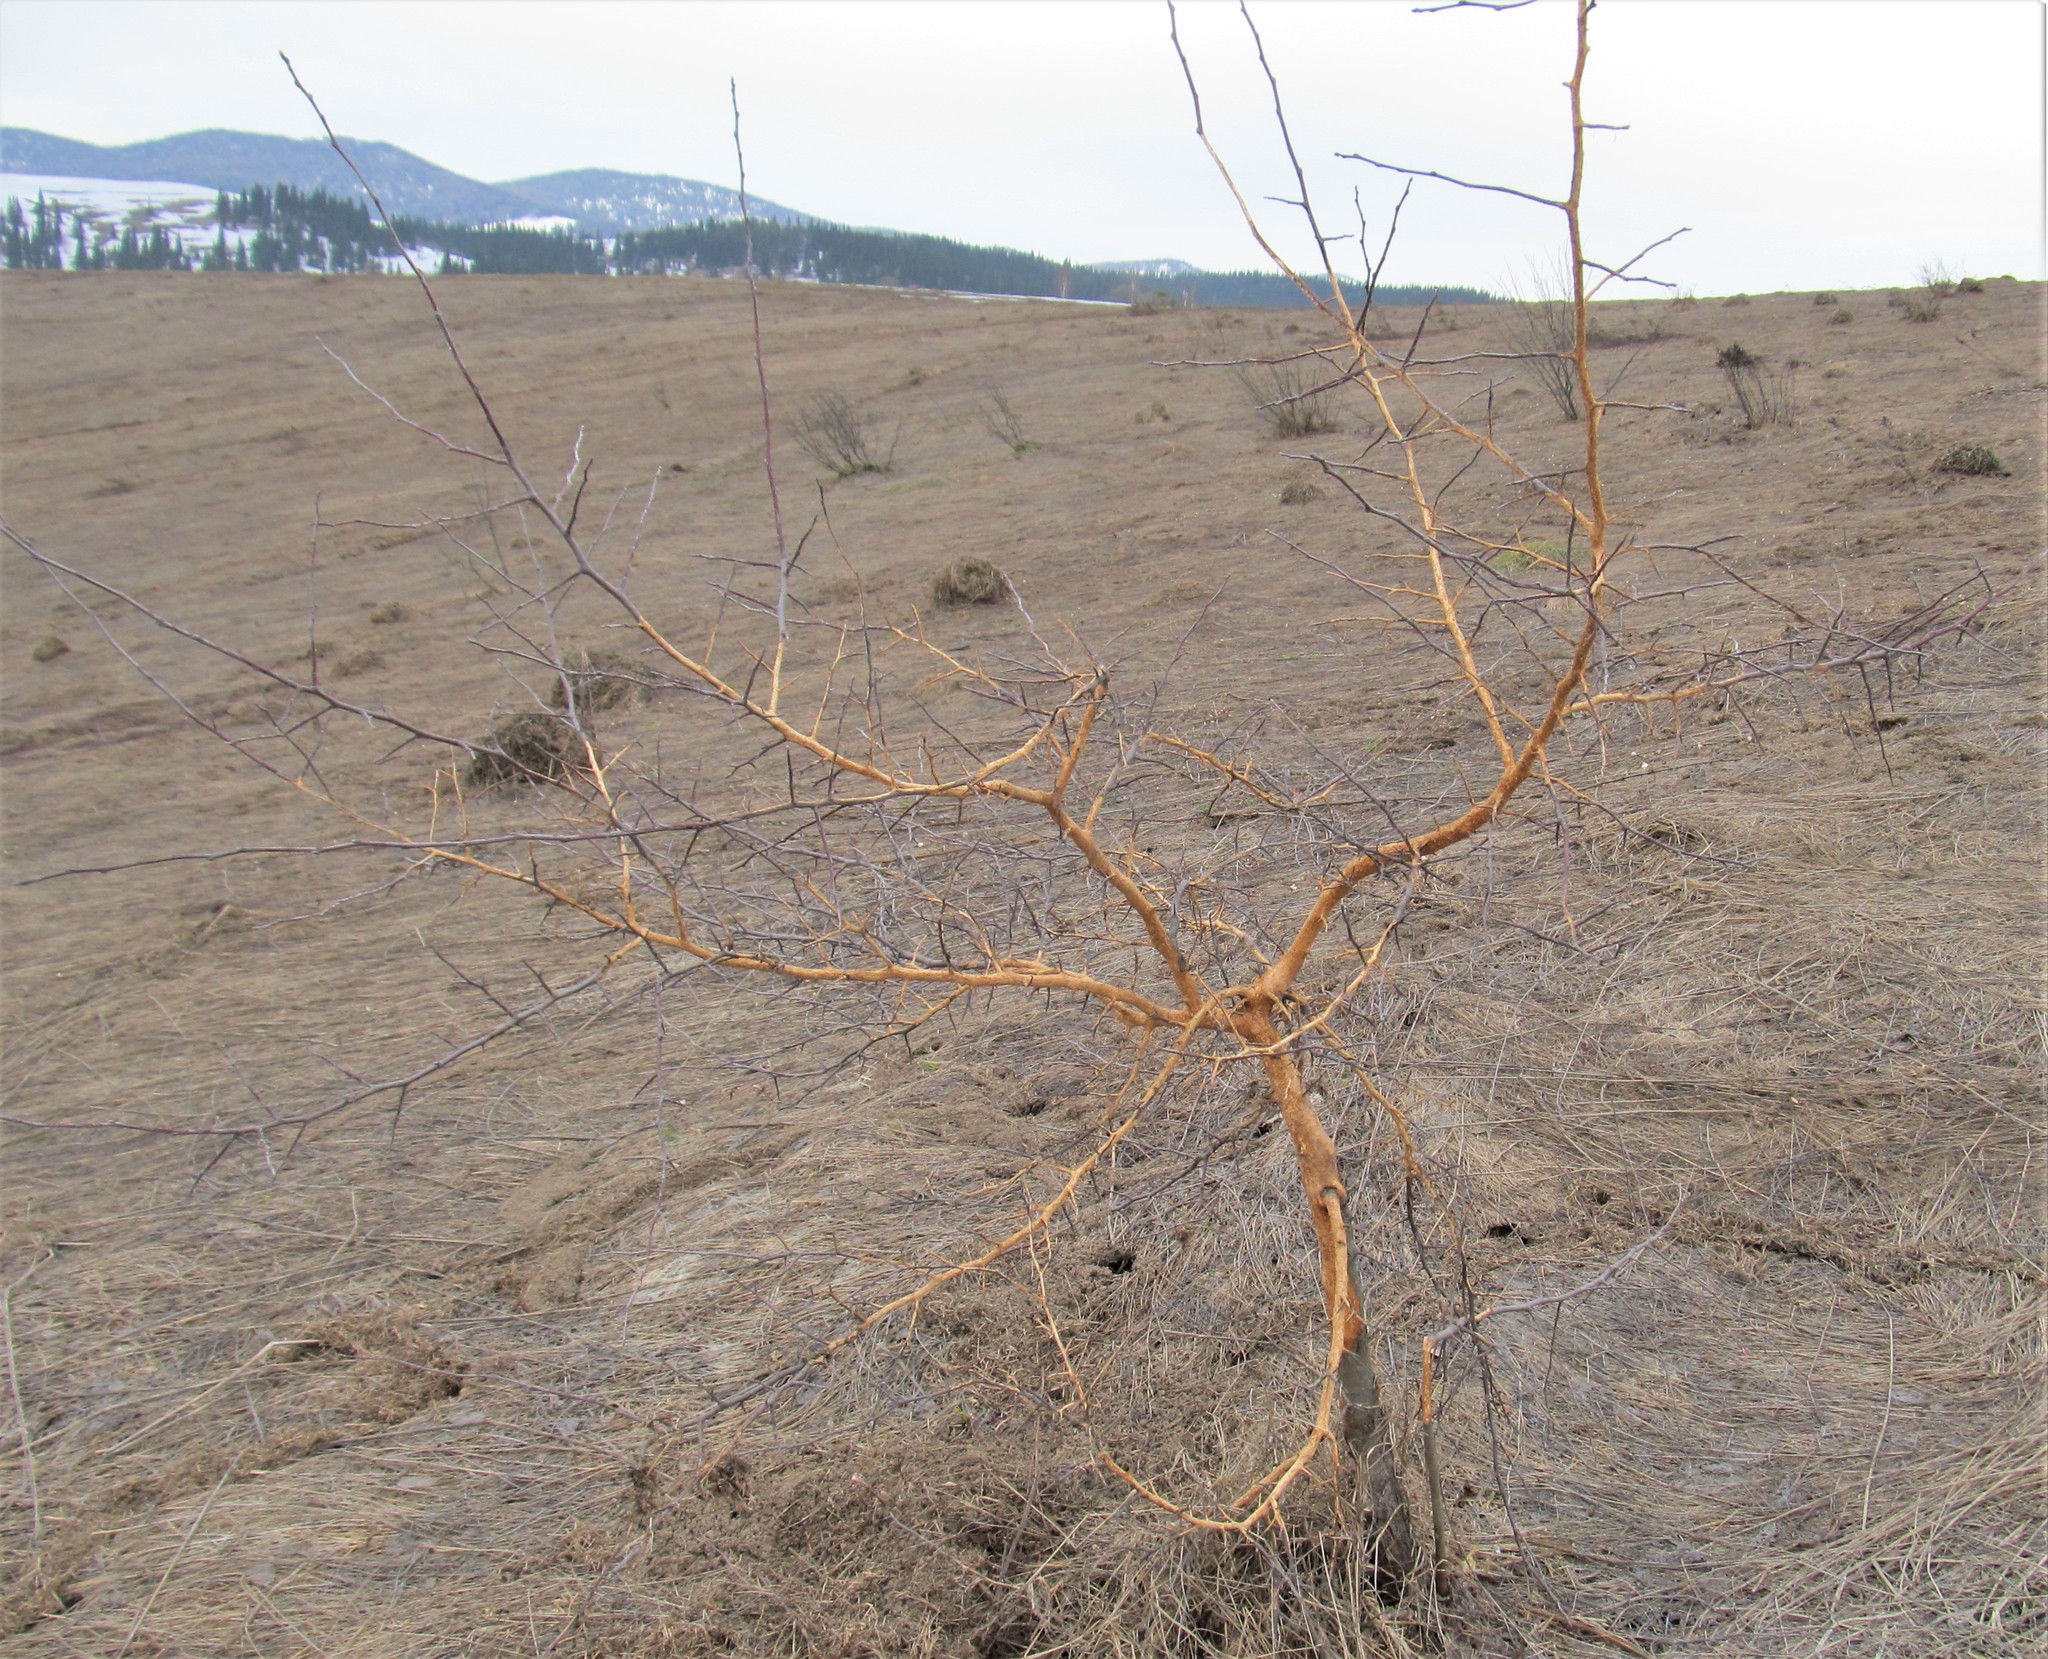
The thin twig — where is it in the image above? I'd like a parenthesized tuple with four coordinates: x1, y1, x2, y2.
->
(1, 1255, 49, 1551)
(112, 1461, 237, 1657)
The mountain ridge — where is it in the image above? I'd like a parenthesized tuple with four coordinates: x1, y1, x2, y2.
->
(0, 127, 810, 230)
(1, 125, 1493, 307)
(493, 167, 808, 231)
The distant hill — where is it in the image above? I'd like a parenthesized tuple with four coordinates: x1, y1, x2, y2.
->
(1, 125, 1494, 306)
(0, 128, 810, 231)
(611, 220, 1487, 311)
(0, 127, 534, 222)
(496, 168, 808, 232)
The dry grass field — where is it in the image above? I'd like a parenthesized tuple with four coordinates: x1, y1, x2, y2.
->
(0, 263, 2041, 1657)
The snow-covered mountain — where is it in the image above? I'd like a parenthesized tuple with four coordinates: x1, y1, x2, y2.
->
(495, 168, 808, 232)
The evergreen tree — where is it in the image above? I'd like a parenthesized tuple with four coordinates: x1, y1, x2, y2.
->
(3, 191, 69, 267)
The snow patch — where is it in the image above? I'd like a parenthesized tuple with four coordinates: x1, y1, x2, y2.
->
(2, 172, 216, 226)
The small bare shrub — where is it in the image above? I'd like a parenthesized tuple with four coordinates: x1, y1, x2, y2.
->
(1895, 265, 1953, 323)
(1958, 276, 1985, 294)
(1135, 400, 1171, 424)
(1279, 480, 1322, 506)
(1234, 349, 1340, 437)
(977, 389, 1036, 455)
(1717, 342, 1792, 429)
(368, 599, 409, 624)
(1505, 265, 1581, 418)
(1830, 307, 1855, 326)
(30, 633, 69, 663)
(931, 556, 1008, 606)
(1812, 292, 1838, 306)
(1934, 444, 2009, 477)
(795, 391, 893, 478)
(1721, 292, 1751, 306)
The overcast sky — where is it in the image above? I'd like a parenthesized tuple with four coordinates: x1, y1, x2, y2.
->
(0, 0, 2039, 296)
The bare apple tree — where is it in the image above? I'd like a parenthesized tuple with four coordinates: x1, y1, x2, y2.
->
(1, 0, 1973, 1600)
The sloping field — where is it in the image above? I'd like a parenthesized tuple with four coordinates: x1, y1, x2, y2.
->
(1, 268, 2041, 1656)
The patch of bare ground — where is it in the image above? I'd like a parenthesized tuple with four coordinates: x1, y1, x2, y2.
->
(1, 265, 2041, 1656)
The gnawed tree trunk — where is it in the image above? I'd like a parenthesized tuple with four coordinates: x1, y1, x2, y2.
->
(1336, 1257, 1415, 1582)
(1244, 1011, 1416, 1581)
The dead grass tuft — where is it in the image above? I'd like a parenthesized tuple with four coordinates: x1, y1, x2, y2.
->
(294, 1310, 465, 1420)
(1935, 443, 2010, 477)
(546, 645, 643, 715)
(1586, 317, 1670, 349)
(464, 708, 578, 787)
(931, 556, 1008, 606)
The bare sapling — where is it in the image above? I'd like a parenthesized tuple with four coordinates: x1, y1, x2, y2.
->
(0, 0, 1989, 1616)
(793, 388, 895, 478)
(1502, 258, 1583, 419)
(1154, 0, 1978, 1585)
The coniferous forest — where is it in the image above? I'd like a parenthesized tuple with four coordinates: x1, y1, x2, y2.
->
(5, 192, 198, 270)
(3, 179, 1491, 308)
